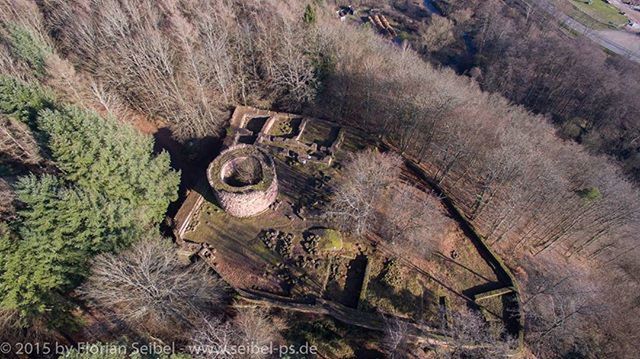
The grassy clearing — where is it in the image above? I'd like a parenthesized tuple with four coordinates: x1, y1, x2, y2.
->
(361, 255, 441, 322)
(183, 149, 353, 296)
(299, 120, 340, 147)
(184, 201, 333, 295)
(319, 229, 343, 251)
(569, 0, 628, 29)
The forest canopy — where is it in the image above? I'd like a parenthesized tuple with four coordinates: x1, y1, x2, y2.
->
(0, 77, 179, 325)
(0, 0, 638, 357)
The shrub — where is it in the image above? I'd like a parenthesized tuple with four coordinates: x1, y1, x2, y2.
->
(303, 4, 317, 24)
(381, 258, 403, 288)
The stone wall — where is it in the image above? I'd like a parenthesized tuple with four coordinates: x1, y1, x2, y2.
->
(207, 144, 278, 218)
(214, 177, 278, 217)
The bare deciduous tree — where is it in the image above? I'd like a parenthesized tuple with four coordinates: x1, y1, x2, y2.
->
(188, 308, 277, 359)
(519, 254, 618, 358)
(257, 20, 320, 110)
(382, 316, 412, 358)
(327, 149, 402, 235)
(37, 0, 322, 140)
(0, 116, 41, 167)
(422, 15, 455, 52)
(437, 309, 515, 358)
(233, 307, 277, 358)
(189, 317, 237, 359)
(378, 184, 447, 258)
(81, 237, 227, 337)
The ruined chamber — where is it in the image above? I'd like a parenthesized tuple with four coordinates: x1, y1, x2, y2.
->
(207, 144, 278, 217)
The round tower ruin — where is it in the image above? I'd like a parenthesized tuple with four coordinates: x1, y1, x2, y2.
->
(207, 144, 278, 217)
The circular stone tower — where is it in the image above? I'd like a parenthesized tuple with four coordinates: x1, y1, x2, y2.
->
(207, 144, 278, 217)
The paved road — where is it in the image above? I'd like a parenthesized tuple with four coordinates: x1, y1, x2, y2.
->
(525, 0, 640, 62)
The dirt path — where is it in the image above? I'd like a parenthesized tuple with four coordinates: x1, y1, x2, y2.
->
(236, 288, 450, 347)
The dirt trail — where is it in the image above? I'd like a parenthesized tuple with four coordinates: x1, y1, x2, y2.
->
(236, 288, 450, 347)
(596, 29, 640, 52)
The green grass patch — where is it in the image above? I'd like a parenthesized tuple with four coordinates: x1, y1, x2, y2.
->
(569, 0, 628, 29)
(361, 256, 439, 321)
(319, 229, 343, 251)
(267, 117, 302, 138)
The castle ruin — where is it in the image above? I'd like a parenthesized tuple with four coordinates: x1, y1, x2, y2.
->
(207, 144, 278, 217)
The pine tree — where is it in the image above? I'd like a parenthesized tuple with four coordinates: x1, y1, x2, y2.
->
(6, 24, 52, 77)
(37, 107, 180, 228)
(0, 76, 54, 124)
(0, 176, 82, 320)
(0, 222, 16, 280)
(0, 78, 180, 325)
